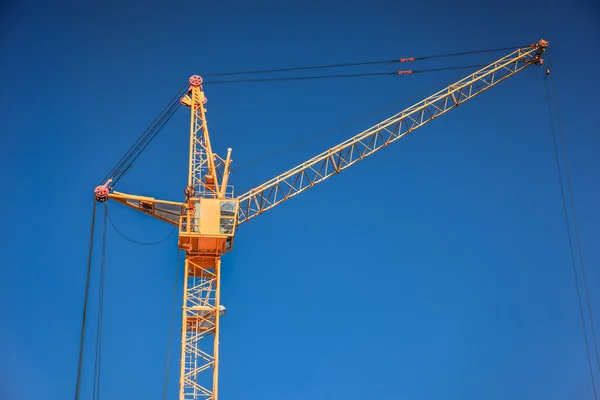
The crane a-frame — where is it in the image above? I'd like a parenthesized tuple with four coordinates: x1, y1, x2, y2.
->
(93, 40, 548, 400)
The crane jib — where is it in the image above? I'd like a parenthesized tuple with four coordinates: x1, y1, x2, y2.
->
(236, 41, 548, 224)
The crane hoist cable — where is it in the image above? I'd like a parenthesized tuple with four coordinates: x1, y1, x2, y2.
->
(549, 68, 600, 374)
(544, 69, 599, 398)
(198, 45, 524, 77)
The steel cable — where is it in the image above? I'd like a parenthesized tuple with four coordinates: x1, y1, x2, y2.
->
(198, 45, 524, 77)
(544, 73, 598, 399)
(101, 82, 188, 186)
(74, 199, 97, 400)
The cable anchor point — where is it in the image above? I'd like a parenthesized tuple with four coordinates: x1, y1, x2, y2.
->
(526, 39, 549, 66)
(94, 179, 112, 202)
(187, 75, 208, 105)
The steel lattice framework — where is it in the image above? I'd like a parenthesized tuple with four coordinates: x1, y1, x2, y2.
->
(179, 257, 222, 399)
(188, 99, 211, 196)
(236, 45, 545, 224)
(96, 40, 547, 400)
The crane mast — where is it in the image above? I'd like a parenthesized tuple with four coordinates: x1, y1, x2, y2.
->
(93, 39, 548, 400)
(177, 76, 235, 400)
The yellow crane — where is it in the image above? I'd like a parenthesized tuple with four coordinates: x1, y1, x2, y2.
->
(92, 39, 548, 400)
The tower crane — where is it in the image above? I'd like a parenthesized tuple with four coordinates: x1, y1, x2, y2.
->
(92, 39, 548, 400)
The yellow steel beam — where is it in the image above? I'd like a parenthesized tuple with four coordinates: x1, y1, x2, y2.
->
(108, 191, 184, 226)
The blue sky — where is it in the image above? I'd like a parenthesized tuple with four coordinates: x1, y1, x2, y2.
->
(1, 0, 599, 399)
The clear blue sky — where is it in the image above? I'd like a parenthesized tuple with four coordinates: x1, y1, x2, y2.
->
(1, 0, 599, 399)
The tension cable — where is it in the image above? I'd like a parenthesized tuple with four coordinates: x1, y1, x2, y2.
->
(74, 199, 97, 400)
(544, 67, 599, 398)
(198, 45, 524, 77)
(92, 205, 109, 400)
(203, 64, 485, 85)
(100, 81, 189, 188)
